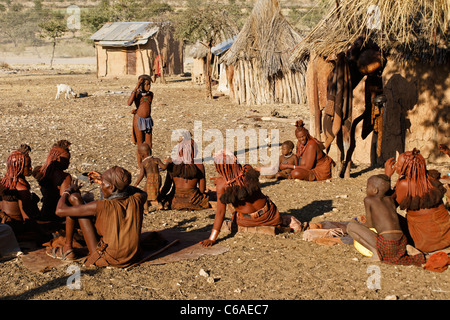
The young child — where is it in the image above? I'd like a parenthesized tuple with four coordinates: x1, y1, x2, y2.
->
(128, 74, 154, 167)
(347, 174, 426, 266)
(133, 143, 170, 211)
(259, 140, 298, 180)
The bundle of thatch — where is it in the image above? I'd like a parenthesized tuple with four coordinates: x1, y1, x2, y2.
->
(189, 41, 209, 60)
(221, 0, 307, 105)
(290, 0, 449, 65)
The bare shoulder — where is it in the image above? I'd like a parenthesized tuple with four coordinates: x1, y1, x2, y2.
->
(215, 177, 227, 192)
(15, 182, 31, 193)
(364, 195, 378, 205)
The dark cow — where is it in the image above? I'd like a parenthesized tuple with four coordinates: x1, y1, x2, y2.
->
(306, 36, 387, 178)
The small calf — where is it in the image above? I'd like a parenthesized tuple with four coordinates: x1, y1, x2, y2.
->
(55, 84, 77, 99)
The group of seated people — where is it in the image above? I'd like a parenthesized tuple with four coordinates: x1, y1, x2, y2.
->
(0, 120, 449, 271)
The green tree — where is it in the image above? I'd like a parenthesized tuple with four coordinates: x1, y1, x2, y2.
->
(39, 14, 67, 68)
(82, 0, 174, 34)
(81, 0, 111, 34)
(173, 0, 243, 99)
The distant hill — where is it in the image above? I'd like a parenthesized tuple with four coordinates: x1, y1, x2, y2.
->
(10, 0, 319, 10)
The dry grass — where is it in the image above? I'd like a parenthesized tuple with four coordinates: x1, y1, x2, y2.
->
(290, 0, 449, 64)
(222, 0, 306, 76)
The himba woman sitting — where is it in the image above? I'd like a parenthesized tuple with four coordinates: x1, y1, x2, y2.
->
(201, 150, 303, 247)
(0, 144, 40, 238)
(33, 140, 72, 222)
(385, 148, 450, 254)
(159, 134, 210, 210)
(282, 120, 335, 181)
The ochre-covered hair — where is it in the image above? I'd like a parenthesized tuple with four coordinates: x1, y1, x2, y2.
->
(34, 140, 71, 181)
(171, 136, 201, 179)
(0, 144, 31, 190)
(214, 150, 261, 206)
(395, 148, 445, 210)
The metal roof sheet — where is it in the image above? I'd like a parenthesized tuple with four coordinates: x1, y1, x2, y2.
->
(90, 22, 159, 43)
(212, 36, 237, 56)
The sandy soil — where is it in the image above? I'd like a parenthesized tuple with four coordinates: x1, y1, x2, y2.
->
(0, 62, 449, 304)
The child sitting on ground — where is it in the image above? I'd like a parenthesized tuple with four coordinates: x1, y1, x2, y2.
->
(346, 174, 426, 266)
(133, 143, 170, 211)
(258, 140, 298, 180)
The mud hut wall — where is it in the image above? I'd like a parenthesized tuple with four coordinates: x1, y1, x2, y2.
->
(95, 44, 151, 78)
(380, 59, 450, 163)
(330, 58, 450, 165)
(158, 31, 184, 76)
(135, 43, 152, 75)
(192, 58, 205, 84)
(95, 44, 108, 78)
(96, 45, 128, 78)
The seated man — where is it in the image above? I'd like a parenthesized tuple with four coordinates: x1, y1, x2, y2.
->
(160, 135, 209, 210)
(347, 174, 426, 266)
(50, 166, 147, 268)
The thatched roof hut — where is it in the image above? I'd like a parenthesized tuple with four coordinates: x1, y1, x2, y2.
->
(290, 0, 450, 164)
(290, 0, 449, 65)
(189, 41, 209, 84)
(221, 0, 307, 105)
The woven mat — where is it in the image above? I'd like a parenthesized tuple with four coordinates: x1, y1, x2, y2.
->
(20, 229, 229, 273)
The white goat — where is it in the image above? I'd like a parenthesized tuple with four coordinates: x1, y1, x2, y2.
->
(55, 84, 77, 99)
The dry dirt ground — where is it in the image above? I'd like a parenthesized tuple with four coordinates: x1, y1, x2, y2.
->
(0, 63, 449, 306)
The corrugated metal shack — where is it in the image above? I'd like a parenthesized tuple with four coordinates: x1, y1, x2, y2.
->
(90, 22, 184, 78)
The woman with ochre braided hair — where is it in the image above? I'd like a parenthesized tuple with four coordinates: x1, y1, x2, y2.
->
(0, 144, 40, 236)
(385, 148, 450, 253)
(160, 134, 210, 210)
(201, 150, 304, 247)
(282, 120, 334, 181)
(33, 140, 72, 222)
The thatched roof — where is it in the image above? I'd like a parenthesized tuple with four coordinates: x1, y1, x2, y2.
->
(221, 0, 306, 77)
(290, 0, 449, 65)
(189, 41, 209, 59)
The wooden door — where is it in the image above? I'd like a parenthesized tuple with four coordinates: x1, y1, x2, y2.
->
(127, 49, 137, 75)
